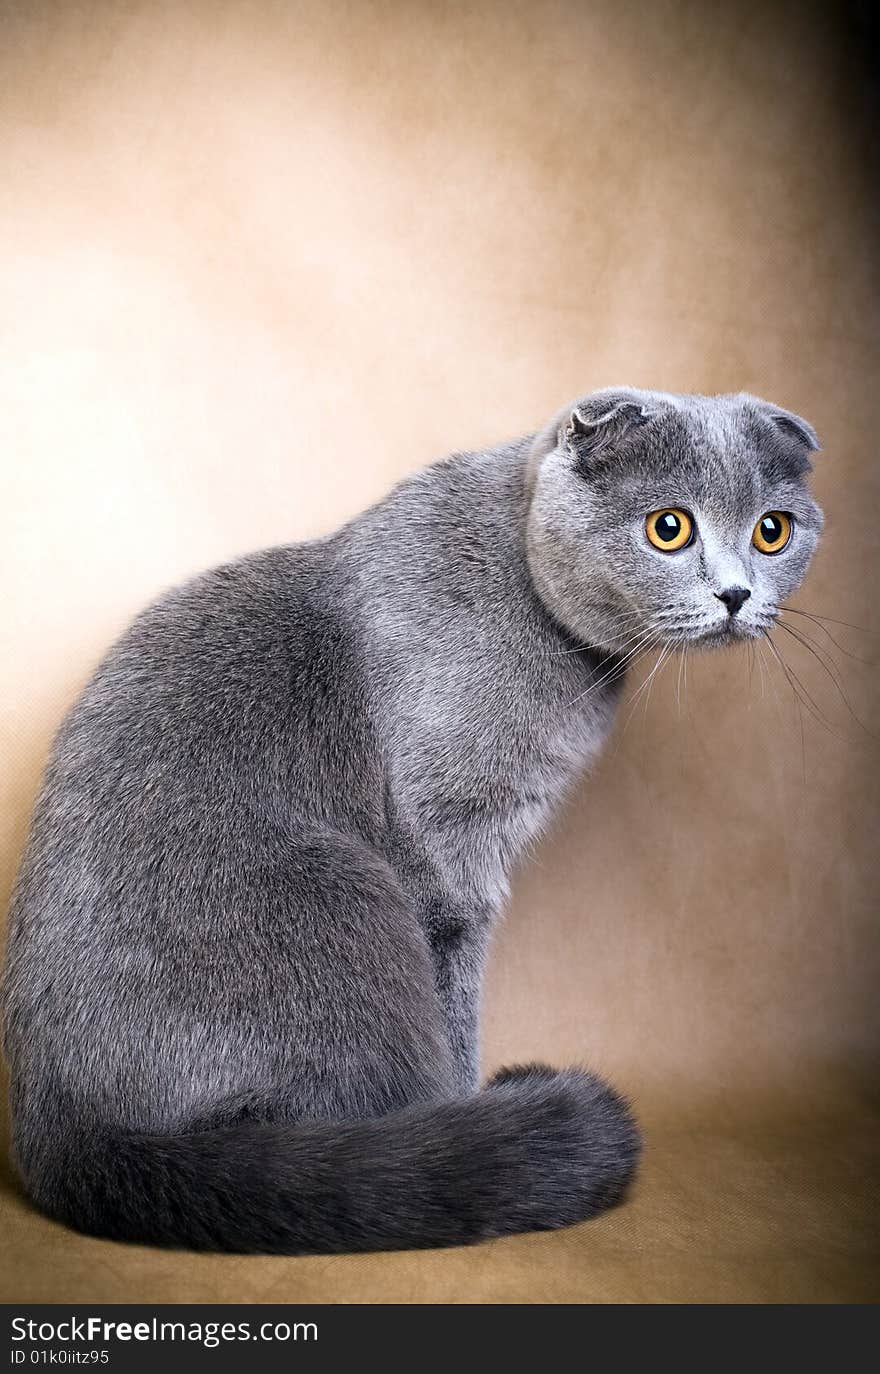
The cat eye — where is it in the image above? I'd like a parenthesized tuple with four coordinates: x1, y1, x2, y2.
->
(752, 511, 792, 555)
(645, 508, 694, 552)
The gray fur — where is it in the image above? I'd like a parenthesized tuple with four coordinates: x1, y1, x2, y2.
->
(1, 388, 821, 1252)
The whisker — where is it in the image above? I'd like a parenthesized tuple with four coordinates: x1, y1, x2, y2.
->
(780, 605, 871, 635)
(641, 641, 677, 722)
(789, 664, 808, 787)
(755, 637, 767, 700)
(565, 627, 663, 709)
(773, 640, 809, 784)
(773, 620, 874, 737)
(746, 642, 755, 700)
(778, 609, 874, 665)
(676, 640, 686, 716)
(777, 620, 848, 692)
(550, 608, 647, 656)
(763, 633, 848, 740)
(768, 633, 837, 727)
(758, 636, 779, 716)
(616, 640, 675, 740)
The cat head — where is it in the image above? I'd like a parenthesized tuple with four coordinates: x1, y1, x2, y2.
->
(525, 387, 823, 653)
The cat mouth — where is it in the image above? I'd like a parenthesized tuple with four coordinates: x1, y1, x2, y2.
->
(644, 611, 777, 651)
(691, 618, 769, 647)
(656, 617, 771, 648)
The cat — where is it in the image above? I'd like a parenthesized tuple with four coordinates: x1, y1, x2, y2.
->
(1, 387, 822, 1254)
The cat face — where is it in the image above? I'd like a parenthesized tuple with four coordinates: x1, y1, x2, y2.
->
(526, 388, 823, 654)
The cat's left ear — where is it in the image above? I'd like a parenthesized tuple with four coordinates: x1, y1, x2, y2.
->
(563, 397, 654, 478)
(769, 409, 820, 452)
(750, 399, 820, 453)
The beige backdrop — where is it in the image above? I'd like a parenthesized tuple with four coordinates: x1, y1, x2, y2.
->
(1, 0, 878, 1303)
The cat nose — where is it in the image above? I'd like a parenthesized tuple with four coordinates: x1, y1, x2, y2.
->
(715, 586, 751, 616)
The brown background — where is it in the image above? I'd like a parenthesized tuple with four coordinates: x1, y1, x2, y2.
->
(1, 0, 878, 1303)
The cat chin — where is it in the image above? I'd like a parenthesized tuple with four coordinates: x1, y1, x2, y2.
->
(686, 621, 767, 650)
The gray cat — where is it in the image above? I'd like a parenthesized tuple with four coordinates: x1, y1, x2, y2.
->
(1, 387, 822, 1253)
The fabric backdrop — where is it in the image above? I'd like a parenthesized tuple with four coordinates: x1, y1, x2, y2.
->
(1, 0, 877, 1302)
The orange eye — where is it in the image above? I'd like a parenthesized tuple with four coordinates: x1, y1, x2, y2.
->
(752, 511, 792, 554)
(645, 508, 694, 552)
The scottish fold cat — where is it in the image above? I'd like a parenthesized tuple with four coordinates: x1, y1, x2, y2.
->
(1, 387, 822, 1253)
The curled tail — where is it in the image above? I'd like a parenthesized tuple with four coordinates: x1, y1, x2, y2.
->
(21, 1065, 640, 1253)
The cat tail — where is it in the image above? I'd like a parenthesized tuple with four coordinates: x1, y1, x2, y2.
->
(24, 1064, 640, 1253)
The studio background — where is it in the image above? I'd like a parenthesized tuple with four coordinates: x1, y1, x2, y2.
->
(1, 0, 877, 1302)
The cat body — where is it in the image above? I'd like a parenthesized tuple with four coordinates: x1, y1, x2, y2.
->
(1, 388, 821, 1252)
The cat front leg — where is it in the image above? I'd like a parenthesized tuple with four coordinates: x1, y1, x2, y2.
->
(427, 914, 492, 1095)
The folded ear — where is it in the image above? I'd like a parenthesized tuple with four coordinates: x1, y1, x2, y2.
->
(745, 396, 820, 453)
(767, 407, 820, 452)
(563, 394, 655, 477)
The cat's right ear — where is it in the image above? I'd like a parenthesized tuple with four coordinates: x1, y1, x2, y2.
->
(563, 399, 652, 478)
